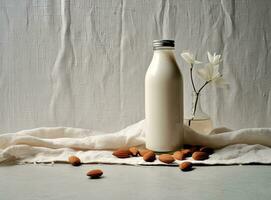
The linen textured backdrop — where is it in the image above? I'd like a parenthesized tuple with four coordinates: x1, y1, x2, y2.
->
(0, 0, 270, 133)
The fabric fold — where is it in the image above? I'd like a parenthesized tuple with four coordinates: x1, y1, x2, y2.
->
(1, 120, 271, 165)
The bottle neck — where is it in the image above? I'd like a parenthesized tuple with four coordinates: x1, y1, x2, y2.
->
(153, 46, 175, 51)
(153, 48, 176, 60)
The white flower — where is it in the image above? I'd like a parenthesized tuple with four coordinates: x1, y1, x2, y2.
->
(207, 52, 222, 65)
(181, 51, 202, 66)
(212, 75, 227, 87)
(197, 63, 225, 85)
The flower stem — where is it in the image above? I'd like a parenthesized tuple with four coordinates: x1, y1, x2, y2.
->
(188, 64, 197, 127)
(188, 63, 211, 127)
(198, 80, 210, 94)
(192, 93, 200, 117)
(190, 64, 197, 93)
(189, 80, 210, 126)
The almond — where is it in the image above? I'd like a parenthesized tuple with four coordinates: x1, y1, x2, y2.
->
(199, 147, 214, 155)
(173, 151, 185, 160)
(129, 147, 139, 156)
(181, 149, 193, 157)
(179, 162, 193, 171)
(87, 169, 103, 179)
(143, 151, 156, 162)
(192, 151, 209, 160)
(139, 149, 152, 157)
(112, 149, 131, 158)
(158, 154, 175, 164)
(68, 156, 81, 166)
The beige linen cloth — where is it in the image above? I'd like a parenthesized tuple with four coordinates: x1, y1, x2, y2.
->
(1, 120, 271, 165)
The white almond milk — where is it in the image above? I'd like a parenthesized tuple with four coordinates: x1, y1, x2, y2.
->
(145, 40, 183, 152)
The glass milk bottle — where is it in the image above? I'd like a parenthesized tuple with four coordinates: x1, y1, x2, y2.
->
(145, 40, 184, 152)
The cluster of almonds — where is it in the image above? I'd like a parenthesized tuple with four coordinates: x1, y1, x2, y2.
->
(112, 144, 214, 171)
(67, 144, 214, 179)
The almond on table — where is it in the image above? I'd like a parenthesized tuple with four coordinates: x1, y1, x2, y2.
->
(143, 151, 156, 162)
(112, 148, 131, 158)
(192, 151, 209, 160)
(87, 169, 103, 179)
(138, 149, 152, 157)
(68, 156, 81, 166)
(173, 151, 185, 160)
(129, 147, 139, 156)
(158, 154, 175, 164)
(181, 149, 193, 157)
(179, 162, 193, 171)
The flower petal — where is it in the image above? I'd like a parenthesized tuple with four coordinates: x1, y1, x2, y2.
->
(181, 51, 202, 65)
(196, 67, 210, 81)
(212, 76, 227, 87)
(211, 64, 220, 79)
(207, 52, 214, 64)
(181, 51, 194, 65)
(209, 64, 215, 79)
(193, 60, 202, 64)
(213, 55, 222, 65)
(207, 52, 222, 65)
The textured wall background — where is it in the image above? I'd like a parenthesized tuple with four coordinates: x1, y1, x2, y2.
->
(0, 0, 271, 133)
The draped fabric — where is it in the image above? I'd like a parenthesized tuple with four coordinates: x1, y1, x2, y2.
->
(0, 0, 270, 133)
(1, 121, 271, 165)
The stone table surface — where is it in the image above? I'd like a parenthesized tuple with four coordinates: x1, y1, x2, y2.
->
(0, 164, 270, 200)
